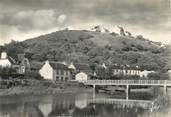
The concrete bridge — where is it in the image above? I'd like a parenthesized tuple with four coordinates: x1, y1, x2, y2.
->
(81, 80, 171, 100)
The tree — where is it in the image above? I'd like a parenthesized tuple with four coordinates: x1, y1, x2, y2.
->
(0, 67, 16, 79)
(117, 26, 126, 36)
(24, 71, 43, 80)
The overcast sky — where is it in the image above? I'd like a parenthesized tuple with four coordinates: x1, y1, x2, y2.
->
(0, 0, 171, 45)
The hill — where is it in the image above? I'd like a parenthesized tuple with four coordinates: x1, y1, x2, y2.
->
(0, 30, 170, 71)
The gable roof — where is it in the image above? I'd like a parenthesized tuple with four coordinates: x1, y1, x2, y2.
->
(49, 62, 71, 70)
(73, 63, 91, 71)
(109, 64, 141, 70)
(8, 56, 17, 65)
(17, 54, 25, 62)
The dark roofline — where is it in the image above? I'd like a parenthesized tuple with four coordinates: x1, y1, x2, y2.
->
(49, 61, 71, 70)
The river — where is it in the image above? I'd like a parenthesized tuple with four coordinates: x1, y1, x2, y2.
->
(0, 89, 170, 117)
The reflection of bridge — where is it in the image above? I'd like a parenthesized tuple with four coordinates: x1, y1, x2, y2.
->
(81, 80, 171, 99)
(88, 98, 154, 109)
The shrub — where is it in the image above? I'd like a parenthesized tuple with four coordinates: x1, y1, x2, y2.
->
(148, 72, 169, 80)
(0, 67, 16, 79)
(24, 71, 43, 80)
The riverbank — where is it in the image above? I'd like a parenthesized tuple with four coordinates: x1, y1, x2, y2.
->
(0, 79, 92, 97)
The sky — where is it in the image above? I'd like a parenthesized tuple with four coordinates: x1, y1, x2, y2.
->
(0, 0, 171, 45)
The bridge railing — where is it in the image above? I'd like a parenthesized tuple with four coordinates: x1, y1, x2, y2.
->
(81, 80, 171, 85)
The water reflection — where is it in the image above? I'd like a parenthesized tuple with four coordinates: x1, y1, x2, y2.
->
(0, 92, 170, 117)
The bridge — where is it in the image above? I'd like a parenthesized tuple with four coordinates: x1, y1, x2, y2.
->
(88, 98, 154, 109)
(80, 80, 171, 100)
(81, 80, 171, 86)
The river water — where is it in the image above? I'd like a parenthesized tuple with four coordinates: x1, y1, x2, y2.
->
(0, 90, 170, 117)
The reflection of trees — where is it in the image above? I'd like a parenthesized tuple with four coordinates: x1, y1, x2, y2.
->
(88, 104, 145, 117)
(24, 102, 45, 117)
(48, 94, 76, 116)
(0, 94, 149, 117)
(0, 103, 25, 117)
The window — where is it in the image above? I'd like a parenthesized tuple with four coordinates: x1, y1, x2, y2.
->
(68, 71, 70, 76)
(56, 77, 59, 81)
(61, 70, 64, 75)
(21, 66, 25, 73)
(65, 77, 68, 81)
(56, 70, 59, 75)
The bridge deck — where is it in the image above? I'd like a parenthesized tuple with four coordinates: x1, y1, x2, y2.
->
(81, 80, 171, 86)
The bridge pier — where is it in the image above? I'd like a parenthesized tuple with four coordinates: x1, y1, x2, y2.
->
(93, 84, 96, 98)
(164, 85, 167, 95)
(126, 85, 130, 100)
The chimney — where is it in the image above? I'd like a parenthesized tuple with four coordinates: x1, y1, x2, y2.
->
(45, 60, 49, 64)
(1, 52, 7, 59)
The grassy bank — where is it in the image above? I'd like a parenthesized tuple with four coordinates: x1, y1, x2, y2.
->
(0, 79, 92, 96)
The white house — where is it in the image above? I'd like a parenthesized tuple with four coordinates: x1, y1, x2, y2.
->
(39, 61, 54, 80)
(0, 52, 12, 67)
(168, 70, 171, 78)
(140, 70, 155, 78)
(75, 72, 88, 81)
(39, 60, 72, 81)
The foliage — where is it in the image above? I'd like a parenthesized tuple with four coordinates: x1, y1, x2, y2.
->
(147, 72, 169, 80)
(24, 71, 43, 80)
(0, 67, 16, 79)
(1, 30, 170, 73)
(2, 40, 28, 60)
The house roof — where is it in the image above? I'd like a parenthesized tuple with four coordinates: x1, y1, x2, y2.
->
(109, 64, 141, 70)
(8, 56, 17, 65)
(17, 54, 25, 62)
(30, 61, 44, 70)
(49, 62, 71, 70)
(73, 63, 91, 71)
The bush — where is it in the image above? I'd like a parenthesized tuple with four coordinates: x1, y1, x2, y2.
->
(0, 67, 16, 79)
(148, 72, 169, 80)
(24, 71, 43, 80)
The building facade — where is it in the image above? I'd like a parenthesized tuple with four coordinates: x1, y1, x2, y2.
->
(110, 64, 141, 76)
(68, 62, 92, 81)
(17, 54, 30, 74)
(39, 60, 73, 81)
(75, 72, 88, 81)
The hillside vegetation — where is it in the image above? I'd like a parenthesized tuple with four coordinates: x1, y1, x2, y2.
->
(0, 29, 170, 71)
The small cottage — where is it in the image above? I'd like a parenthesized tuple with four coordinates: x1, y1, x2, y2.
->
(68, 63, 91, 73)
(68, 62, 92, 81)
(17, 54, 30, 74)
(140, 70, 154, 78)
(75, 72, 88, 81)
(39, 60, 73, 81)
